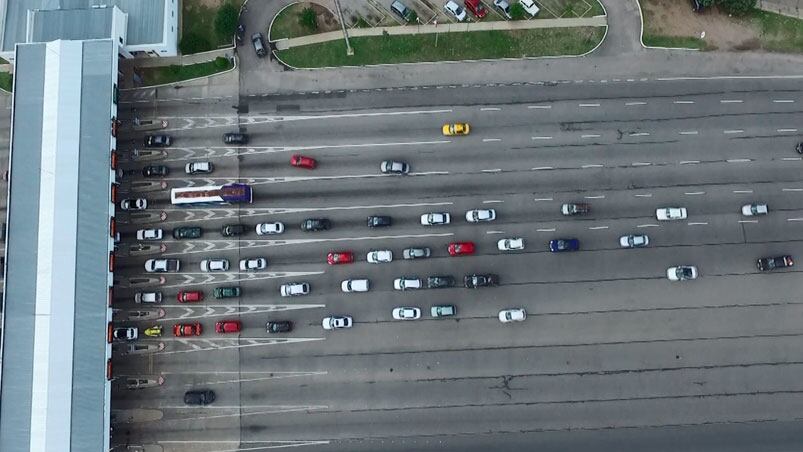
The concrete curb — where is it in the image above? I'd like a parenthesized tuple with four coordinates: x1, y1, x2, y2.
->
(635, 0, 700, 51)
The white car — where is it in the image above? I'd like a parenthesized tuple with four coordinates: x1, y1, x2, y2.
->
(393, 277, 422, 291)
(341, 279, 370, 293)
(498, 308, 527, 323)
(619, 234, 649, 248)
(392, 306, 422, 320)
(497, 238, 524, 251)
(113, 327, 138, 341)
(256, 222, 284, 235)
(144, 259, 180, 273)
(200, 259, 229, 272)
(134, 292, 162, 303)
(741, 203, 768, 216)
(656, 207, 687, 221)
(120, 198, 147, 210)
(239, 257, 267, 271)
(367, 250, 393, 263)
(445, 0, 467, 20)
(280, 282, 310, 297)
(493, 0, 512, 18)
(667, 266, 698, 281)
(519, 0, 540, 16)
(322, 316, 353, 330)
(465, 208, 496, 223)
(185, 161, 214, 174)
(380, 160, 410, 174)
(420, 212, 451, 225)
(136, 229, 163, 241)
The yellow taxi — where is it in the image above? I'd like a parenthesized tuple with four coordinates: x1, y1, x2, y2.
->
(442, 123, 470, 136)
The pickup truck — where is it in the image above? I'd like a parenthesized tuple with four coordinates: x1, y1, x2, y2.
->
(144, 259, 180, 273)
(561, 203, 590, 216)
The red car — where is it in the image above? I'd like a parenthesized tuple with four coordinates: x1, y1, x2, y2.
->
(448, 241, 476, 256)
(173, 322, 202, 337)
(465, 0, 487, 18)
(215, 320, 242, 334)
(290, 154, 317, 169)
(327, 251, 354, 265)
(177, 290, 204, 303)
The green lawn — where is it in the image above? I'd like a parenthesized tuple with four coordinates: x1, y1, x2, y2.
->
(182, 0, 244, 53)
(642, 34, 706, 50)
(0, 72, 12, 92)
(750, 9, 803, 53)
(270, 3, 315, 40)
(277, 27, 605, 68)
(140, 59, 233, 86)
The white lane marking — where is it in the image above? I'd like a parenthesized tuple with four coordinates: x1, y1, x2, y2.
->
(584, 195, 605, 199)
(783, 188, 803, 192)
(680, 160, 700, 165)
(674, 100, 695, 104)
(582, 164, 604, 168)
(486, 230, 505, 235)
(723, 129, 744, 134)
(482, 168, 502, 173)
(629, 132, 650, 137)
(531, 166, 554, 171)
(783, 157, 803, 161)
(738, 220, 759, 224)
(634, 193, 653, 198)
(625, 101, 647, 106)
(412, 171, 450, 176)
(720, 99, 743, 103)
(588, 226, 608, 230)
(773, 99, 795, 103)
(531, 136, 553, 140)
(528, 105, 552, 109)
(679, 131, 699, 135)
(733, 190, 754, 194)
(727, 158, 752, 163)
(483, 200, 504, 204)
(536, 228, 556, 232)
(481, 107, 501, 111)
(685, 191, 705, 195)
(579, 103, 600, 107)
(632, 162, 652, 166)
(482, 138, 502, 142)
(788, 218, 803, 221)
(637, 224, 659, 228)
(778, 128, 798, 133)
(581, 134, 601, 138)
(688, 222, 708, 226)
(533, 197, 554, 202)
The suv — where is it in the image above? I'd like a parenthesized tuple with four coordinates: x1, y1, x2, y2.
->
(252, 32, 266, 57)
(223, 133, 249, 144)
(185, 161, 214, 174)
(142, 165, 169, 177)
(427, 275, 455, 289)
(464, 0, 487, 18)
(301, 218, 331, 231)
(173, 226, 202, 239)
(214, 286, 241, 298)
(221, 224, 247, 237)
(280, 282, 310, 297)
(757, 255, 794, 271)
(367, 215, 392, 228)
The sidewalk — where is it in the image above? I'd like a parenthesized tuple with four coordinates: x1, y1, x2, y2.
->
(273, 16, 608, 50)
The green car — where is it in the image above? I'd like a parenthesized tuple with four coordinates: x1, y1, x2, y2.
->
(213, 286, 241, 299)
(172, 226, 202, 239)
(430, 305, 455, 317)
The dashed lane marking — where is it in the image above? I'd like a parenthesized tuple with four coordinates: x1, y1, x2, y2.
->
(481, 107, 501, 111)
(778, 128, 798, 133)
(531, 136, 553, 140)
(674, 100, 695, 104)
(632, 162, 652, 167)
(483, 200, 504, 204)
(680, 160, 700, 165)
(773, 100, 795, 103)
(723, 130, 744, 134)
(582, 164, 604, 168)
(733, 190, 754, 194)
(536, 228, 557, 232)
(482, 138, 502, 142)
(581, 134, 601, 138)
(588, 226, 609, 230)
(637, 224, 660, 228)
(679, 131, 699, 135)
(634, 194, 653, 198)
(579, 103, 600, 107)
(726, 158, 752, 163)
(533, 197, 554, 202)
(720, 99, 743, 103)
(738, 220, 759, 224)
(688, 222, 709, 226)
(482, 168, 502, 173)
(685, 191, 705, 195)
(584, 195, 605, 199)
(531, 166, 554, 171)
(528, 105, 552, 109)
(625, 101, 647, 106)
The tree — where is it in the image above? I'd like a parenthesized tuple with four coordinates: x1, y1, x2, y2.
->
(700, 0, 714, 6)
(717, 0, 756, 15)
(179, 32, 211, 54)
(509, 3, 526, 20)
(215, 3, 240, 40)
(299, 7, 318, 31)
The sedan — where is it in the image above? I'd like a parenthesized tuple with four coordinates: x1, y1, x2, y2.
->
(493, 0, 512, 18)
(136, 229, 163, 241)
(403, 247, 431, 259)
(301, 218, 331, 231)
(134, 292, 162, 303)
(177, 290, 204, 303)
(173, 322, 202, 336)
(465, 209, 496, 222)
(239, 258, 267, 271)
(222, 132, 249, 144)
(619, 234, 649, 248)
(431, 305, 456, 317)
(267, 321, 293, 333)
(173, 226, 202, 239)
(549, 238, 579, 252)
(367, 250, 393, 263)
(757, 255, 794, 271)
(742, 203, 768, 216)
(520, 0, 540, 16)
(184, 390, 215, 405)
(427, 275, 455, 289)
(392, 306, 422, 320)
(497, 238, 524, 251)
(214, 286, 241, 299)
(113, 327, 138, 341)
(322, 316, 353, 330)
(341, 279, 370, 292)
(256, 222, 284, 235)
(327, 251, 354, 265)
(420, 212, 451, 225)
(448, 241, 475, 256)
(367, 215, 392, 228)
(120, 198, 147, 210)
(144, 134, 172, 147)
(290, 154, 317, 169)
(444, 0, 467, 20)
(443, 123, 470, 135)
(464, 273, 499, 288)
(797, 142, 803, 154)
(200, 259, 229, 272)
(280, 282, 310, 297)
(185, 161, 214, 174)
(380, 160, 410, 175)
(656, 207, 687, 221)
(498, 308, 526, 323)
(667, 265, 698, 281)
(144, 259, 180, 272)
(393, 277, 422, 291)
(142, 165, 169, 177)
(215, 320, 242, 334)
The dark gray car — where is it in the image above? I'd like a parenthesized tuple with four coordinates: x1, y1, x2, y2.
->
(427, 275, 455, 289)
(251, 32, 266, 57)
(184, 390, 215, 405)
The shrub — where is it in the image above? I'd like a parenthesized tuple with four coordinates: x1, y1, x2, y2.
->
(179, 32, 211, 54)
(509, 3, 526, 20)
(717, 0, 756, 15)
(299, 7, 318, 31)
(213, 56, 230, 69)
(214, 3, 240, 40)
(407, 9, 418, 23)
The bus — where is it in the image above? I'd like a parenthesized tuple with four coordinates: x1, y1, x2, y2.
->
(170, 183, 253, 206)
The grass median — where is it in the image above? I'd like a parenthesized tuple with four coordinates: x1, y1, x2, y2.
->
(0, 72, 12, 92)
(140, 58, 233, 86)
(277, 27, 605, 68)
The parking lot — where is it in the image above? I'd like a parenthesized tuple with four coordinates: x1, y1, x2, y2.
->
(111, 78, 803, 451)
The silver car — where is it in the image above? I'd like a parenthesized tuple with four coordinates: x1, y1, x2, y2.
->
(403, 247, 431, 259)
(619, 234, 649, 248)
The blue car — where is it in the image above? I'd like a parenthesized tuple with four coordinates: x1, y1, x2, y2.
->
(549, 238, 579, 252)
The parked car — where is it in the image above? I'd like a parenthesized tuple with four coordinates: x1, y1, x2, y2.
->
(251, 32, 266, 57)
(221, 224, 247, 237)
(520, 0, 540, 16)
(742, 203, 768, 216)
(173, 226, 202, 239)
(464, 273, 499, 288)
(236, 23, 245, 45)
(213, 286, 241, 299)
(301, 218, 331, 231)
(667, 266, 698, 281)
(442, 123, 471, 135)
(493, 0, 512, 18)
(367, 215, 392, 227)
(144, 259, 180, 272)
(420, 212, 450, 225)
(561, 203, 590, 216)
(290, 154, 317, 169)
(427, 275, 455, 289)
(445, 0, 467, 20)
(367, 250, 393, 263)
(239, 258, 267, 271)
(465, 0, 487, 18)
(549, 238, 579, 252)
(341, 279, 370, 292)
(136, 229, 163, 241)
(222, 132, 249, 144)
(200, 259, 229, 272)
(380, 160, 410, 175)
(144, 135, 172, 147)
(185, 161, 214, 174)
(322, 316, 353, 330)
(173, 322, 202, 336)
(393, 306, 422, 320)
(134, 292, 162, 303)
(797, 142, 803, 154)
(757, 255, 794, 271)
(184, 390, 215, 405)
(177, 291, 204, 303)
(215, 320, 242, 334)
(656, 207, 687, 221)
(448, 241, 475, 256)
(267, 321, 293, 333)
(619, 234, 650, 248)
(394, 276, 422, 290)
(465, 209, 496, 222)
(403, 247, 431, 259)
(498, 308, 526, 323)
(113, 327, 138, 341)
(142, 165, 169, 177)
(120, 198, 147, 210)
(497, 238, 524, 251)
(280, 282, 310, 297)
(431, 305, 456, 317)
(390, 0, 413, 21)
(327, 251, 354, 265)
(256, 222, 284, 235)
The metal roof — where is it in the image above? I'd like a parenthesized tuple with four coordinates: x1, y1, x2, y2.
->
(29, 8, 115, 43)
(0, 39, 115, 452)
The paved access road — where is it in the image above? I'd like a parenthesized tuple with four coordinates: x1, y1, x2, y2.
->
(112, 77, 803, 451)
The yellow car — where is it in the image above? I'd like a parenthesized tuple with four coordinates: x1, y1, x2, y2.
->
(442, 123, 470, 136)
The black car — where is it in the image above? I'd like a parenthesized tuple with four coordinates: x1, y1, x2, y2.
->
(267, 321, 293, 333)
(142, 165, 169, 177)
(222, 133, 249, 145)
(184, 390, 216, 406)
(301, 218, 331, 231)
(427, 275, 455, 289)
(251, 32, 266, 57)
(172, 226, 202, 240)
(221, 224, 247, 237)
(464, 273, 499, 288)
(367, 215, 392, 228)
(796, 142, 803, 154)
(757, 255, 794, 271)
(144, 134, 172, 147)
(235, 24, 245, 45)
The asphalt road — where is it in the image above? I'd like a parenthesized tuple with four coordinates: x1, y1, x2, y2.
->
(111, 78, 803, 452)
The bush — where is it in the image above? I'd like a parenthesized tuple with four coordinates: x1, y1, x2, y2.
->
(213, 56, 230, 69)
(179, 32, 212, 54)
(407, 9, 418, 23)
(509, 3, 526, 20)
(299, 7, 318, 31)
(717, 0, 756, 15)
(214, 3, 240, 40)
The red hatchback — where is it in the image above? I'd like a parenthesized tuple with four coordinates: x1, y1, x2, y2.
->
(290, 154, 317, 169)
(448, 241, 476, 256)
(177, 290, 204, 303)
(465, 0, 487, 18)
(327, 251, 354, 265)
(173, 322, 202, 337)
(215, 320, 242, 334)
